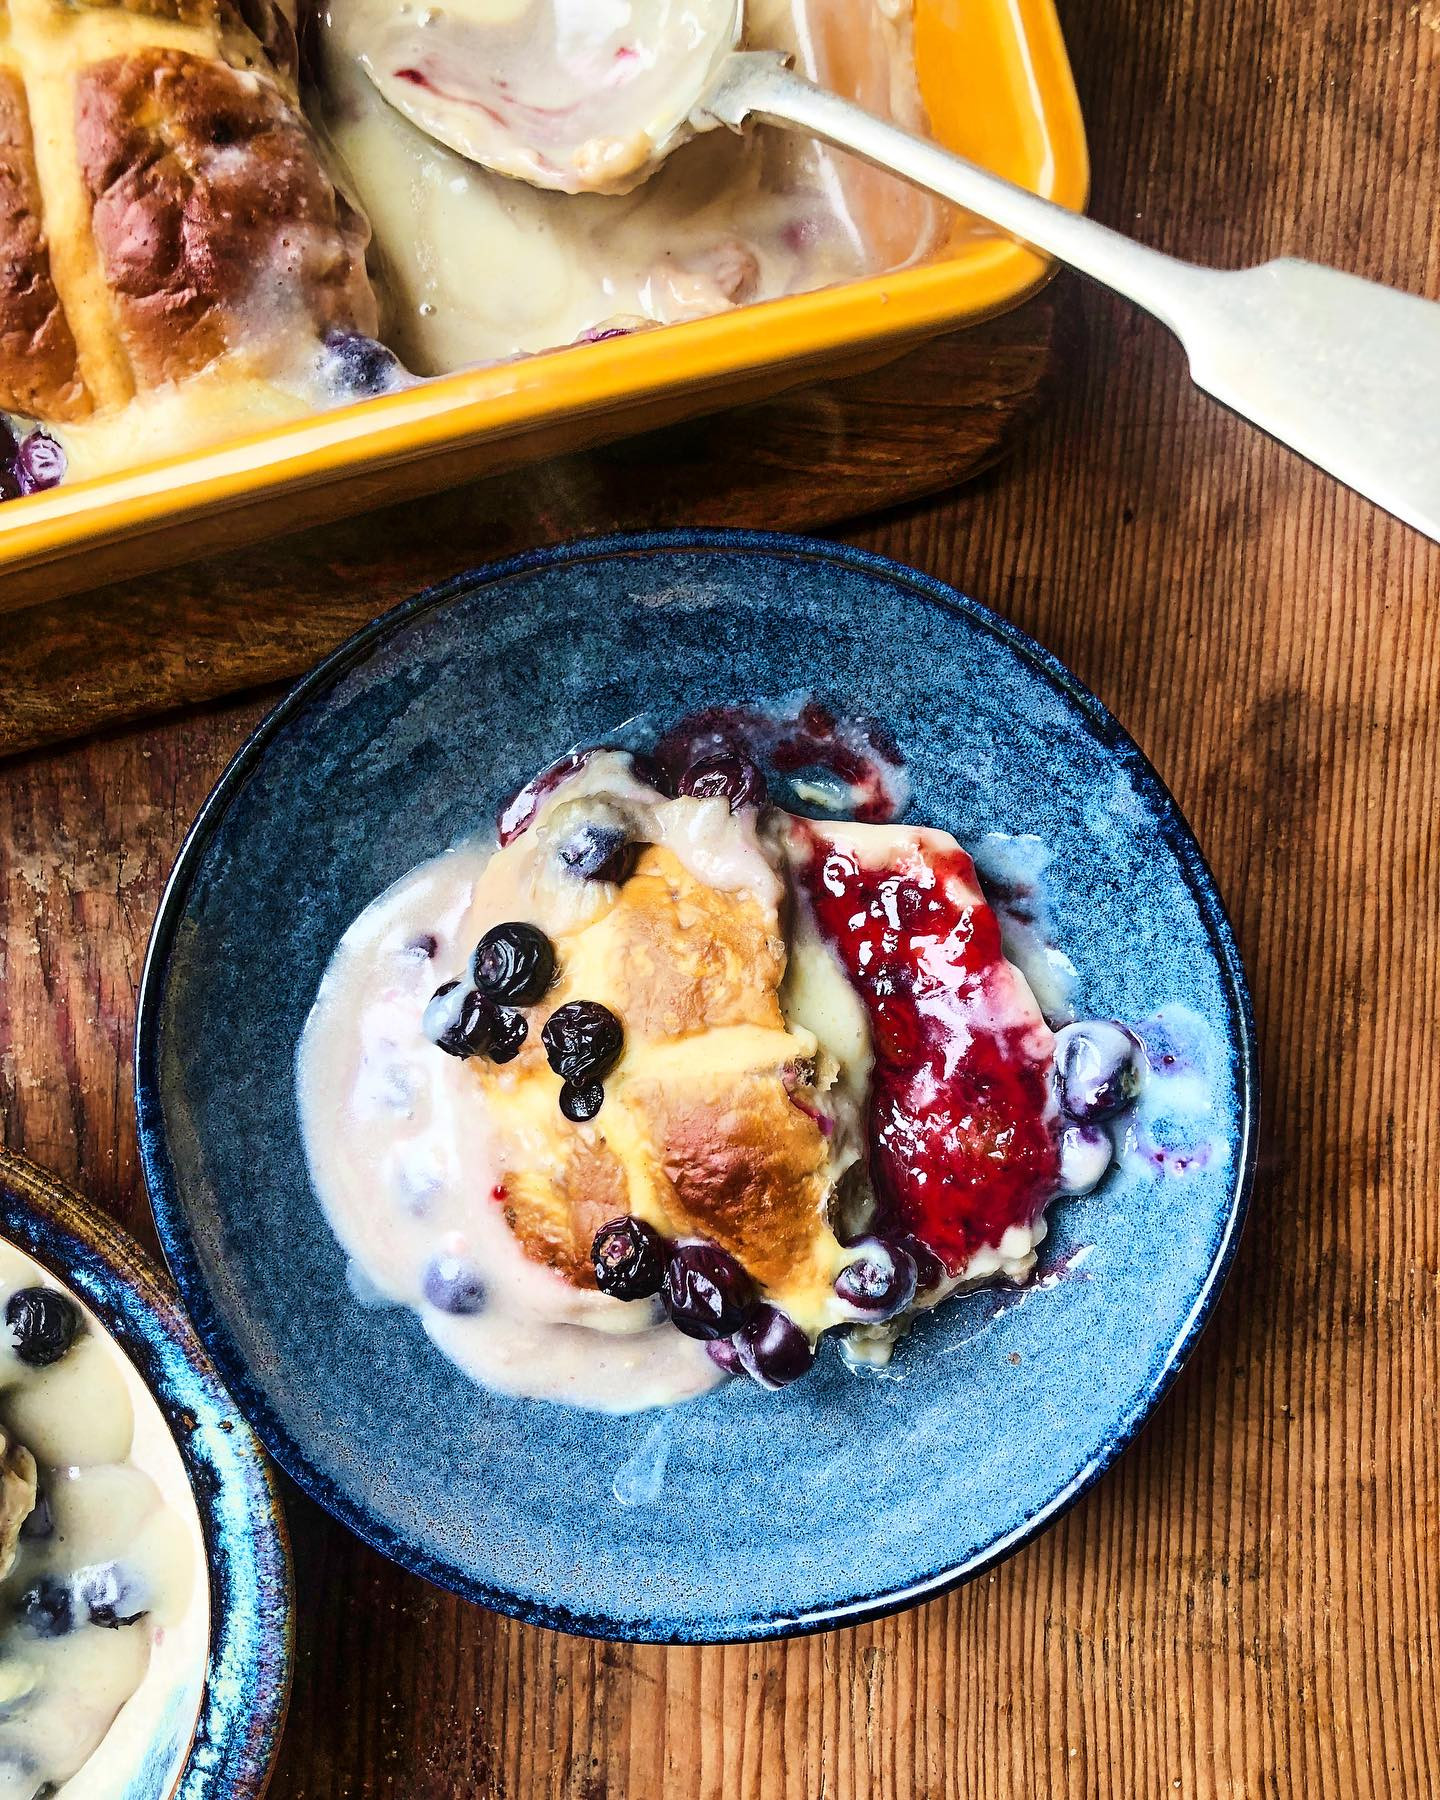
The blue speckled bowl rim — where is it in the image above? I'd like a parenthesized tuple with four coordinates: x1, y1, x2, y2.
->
(0, 1149, 293, 1795)
(135, 528, 1259, 1645)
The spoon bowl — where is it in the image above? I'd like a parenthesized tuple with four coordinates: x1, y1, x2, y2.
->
(360, 0, 742, 194)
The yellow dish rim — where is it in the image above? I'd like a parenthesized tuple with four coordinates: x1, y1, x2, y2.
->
(0, 0, 1088, 577)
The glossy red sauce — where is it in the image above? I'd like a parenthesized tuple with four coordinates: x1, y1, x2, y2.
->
(794, 826, 1060, 1273)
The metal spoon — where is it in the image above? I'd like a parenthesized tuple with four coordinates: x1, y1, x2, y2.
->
(368, 1, 1440, 541)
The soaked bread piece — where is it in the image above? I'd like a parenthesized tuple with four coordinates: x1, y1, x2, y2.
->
(0, 0, 374, 423)
(0, 1428, 36, 1579)
(78, 47, 372, 386)
(0, 65, 87, 417)
(469, 839, 858, 1332)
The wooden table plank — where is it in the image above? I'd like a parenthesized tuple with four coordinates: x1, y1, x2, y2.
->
(2, 0, 1439, 1795)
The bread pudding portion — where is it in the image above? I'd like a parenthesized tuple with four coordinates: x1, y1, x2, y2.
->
(299, 715, 1145, 1409)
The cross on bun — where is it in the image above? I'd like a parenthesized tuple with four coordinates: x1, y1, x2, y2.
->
(0, 0, 376, 425)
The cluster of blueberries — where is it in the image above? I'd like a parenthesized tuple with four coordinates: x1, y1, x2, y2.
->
(1052, 1020, 1145, 1191)
(0, 423, 64, 504)
(590, 1216, 946, 1390)
(423, 921, 624, 1123)
(3, 1287, 148, 1641)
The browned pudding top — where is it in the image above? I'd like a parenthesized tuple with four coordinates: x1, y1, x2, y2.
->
(0, 68, 88, 419)
(0, 0, 374, 424)
(78, 47, 373, 386)
(467, 836, 857, 1332)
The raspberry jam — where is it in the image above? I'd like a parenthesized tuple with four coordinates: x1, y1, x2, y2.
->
(792, 824, 1060, 1274)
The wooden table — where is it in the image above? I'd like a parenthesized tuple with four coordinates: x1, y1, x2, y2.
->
(3, 1, 1438, 1793)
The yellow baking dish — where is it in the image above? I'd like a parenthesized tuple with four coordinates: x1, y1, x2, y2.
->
(0, 0, 1086, 610)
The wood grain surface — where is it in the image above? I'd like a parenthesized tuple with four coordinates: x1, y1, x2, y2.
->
(2, 0, 1439, 1795)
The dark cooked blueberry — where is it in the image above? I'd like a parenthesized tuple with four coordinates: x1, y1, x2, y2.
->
(14, 430, 65, 495)
(675, 752, 767, 812)
(473, 923, 555, 1005)
(5, 1288, 80, 1367)
(1058, 1121, 1112, 1194)
(487, 1007, 528, 1064)
(541, 1000, 623, 1086)
(421, 982, 497, 1059)
(628, 750, 669, 794)
(896, 1234, 946, 1297)
(421, 1255, 486, 1315)
(559, 1079, 605, 1122)
(705, 1335, 743, 1374)
(78, 1563, 147, 1629)
(557, 821, 637, 884)
(1055, 1021, 1144, 1123)
(662, 1244, 755, 1341)
(19, 1489, 51, 1541)
(0, 418, 19, 502)
(834, 1239, 918, 1322)
(322, 329, 403, 397)
(16, 1577, 73, 1638)
(591, 1217, 666, 1300)
(735, 1304, 815, 1389)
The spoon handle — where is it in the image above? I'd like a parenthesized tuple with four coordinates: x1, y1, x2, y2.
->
(702, 52, 1440, 542)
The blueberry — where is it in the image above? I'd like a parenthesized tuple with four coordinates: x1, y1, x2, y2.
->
(833, 1239, 918, 1322)
(0, 418, 19, 502)
(559, 1079, 605, 1122)
(473, 923, 555, 1006)
(487, 1007, 528, 1064)
(78, 1562, 146, 1629)
(421, 1255, 486, 1315)
(735, 1304, 815, 1389)
(421, 982, 497, 1059)
(19, 1489, 51, 1541)
(675, 752, 767, 812)
(557, 821, 637, 884)
(591, 1217, 666, 1300)
(1055, 1021, 1144, 1123)
(323, 329, 403, 397)
(16, 1577, 72, 1638)
(705, 1335, 743, 1374)
(628, 750, 669, 794)
(1059, 1121, 1112, 1193)
(14, 430, 65, 495)
(5, 1288, 80, 1367)
(896, 1234, 946, 1297)
(541, 1000, 623, 1086)
(662, 1244, 755, 1341)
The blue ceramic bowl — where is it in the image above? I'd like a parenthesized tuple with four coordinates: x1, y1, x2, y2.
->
(136, 530, 1257, 1644)
(0, 1150, 291, 1795)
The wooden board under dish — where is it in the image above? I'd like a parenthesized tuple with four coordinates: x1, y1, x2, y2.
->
(0, 284, 1075, 762)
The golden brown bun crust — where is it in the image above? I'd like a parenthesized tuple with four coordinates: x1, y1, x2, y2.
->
(471, 843, 839, 1302)
(76, 48, 376, 385)
(0, 70, 90, 420)
(638, 1069, 833, 1294)
(573, 852, 786, 1042)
